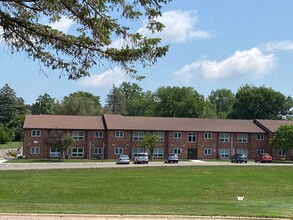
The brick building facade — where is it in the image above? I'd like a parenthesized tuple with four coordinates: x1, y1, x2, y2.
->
(22, 114, 293, 161)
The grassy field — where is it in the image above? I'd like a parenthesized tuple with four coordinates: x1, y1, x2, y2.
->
(0, 166, 292, 218)
(0, 142, 22, 150)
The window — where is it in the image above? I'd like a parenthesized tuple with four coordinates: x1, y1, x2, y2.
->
(115, 131, 124, 138)
(71, 148, 84, 157)
(50, 147, 60, 158)
(237, 149, 248, 155)
(257, 134, 264, 140)
(153, 148, 164, 158)
(133, 131, 145, 141)
(278, 149, 286, 156)
(257, 149, 264, 155)
(188, 132, 197, 142)
(237, 134, 248, 143)
(94, 131, 103, 138)
(204, 132, 212, 139)
(114, 148, 123, 155)
(219, 148, 230, 159)
(72, 131, 85, 140)
(204, 148, 212, 155)
(94, 147, 103, 154)
(219, 133, 230, 142)
(173, 132, 182, 139)
(173, 148, 182, 155)
(153, 132, 164, 141)
(132, 148, 144, 158)
(31, 130, 41, 137)
(30, 147, 40, 154)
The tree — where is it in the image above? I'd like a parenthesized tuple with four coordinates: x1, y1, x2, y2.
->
(154, 86, 205, 118)
(6, 114, 25, 141)
(229, 85, 293, 119)
(139, 133, 159, 160)
(31, 93, 57, 115)
(0, 84, 25, 124)
(270, 124, 293, 154)
(208, 89, 235, 118)
(105, 85, 126, 114)
(0, 126, 14, 144)
(0, 0, 170, 79)
(56, 91, 102, 115)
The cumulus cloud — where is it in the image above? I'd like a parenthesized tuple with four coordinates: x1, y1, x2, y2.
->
(261, 40, 293, 52)
(139, 10, 213, 43)
(77, 67, 127, 89)
(174, 47, 277, 83)
(48, 16, 74, 33)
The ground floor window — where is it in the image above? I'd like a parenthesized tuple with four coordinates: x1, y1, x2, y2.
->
(132, 148, 144, 158)
(50, 147, 60, 158)
(237, 149, 248, 155)
(257, 149, 264, 155)
(204, 148, 212, 155)
(94, 147, 103, 154)
(173, 148, 182, 155)
(153, 148, 164, 158)
(219, 148, 230, 159)
(30, 147, 40, 154)
(71, 148, 84, 157)
(114, 148, 123, 155)
(278, 149, 286, 156)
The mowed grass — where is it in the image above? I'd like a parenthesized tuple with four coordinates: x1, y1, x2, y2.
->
(0, 142, 22, 150)
(0, 166, 292, 218)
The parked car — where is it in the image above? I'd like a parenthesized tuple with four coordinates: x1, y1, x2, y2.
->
(165, 153, 179, 163)
(231, 153, 247, 163)
(116, 155, 130, 164)
(134, 152, 149, 164)
(255, 153, 272, 163)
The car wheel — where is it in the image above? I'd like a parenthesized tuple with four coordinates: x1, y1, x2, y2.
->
(245, 161, 247, 163)
(146, 162, 148, 164)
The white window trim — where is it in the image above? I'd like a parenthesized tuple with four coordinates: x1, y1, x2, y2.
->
(173, 132, 182, 139)
(50, 147, 60, 158)
(278, 149, 286, 156)
(94, 147, 103, 154)
(133, 131, 145, 141)
(204, 148, 212, 155)
(237, 134, 248, 143)
(31, 130, 41, 137)
(114, 148, 123, 155)
(71, 147, 84, 157)
(257, 134, 265, 140)
(188, 132, 197, 142)
(72, 131, 85, 141)
(204, 132, 212, 139)
(94, 131, 103, 138)
(173, 148, 182, 155)
(30, 147, 40, 154)
(115, 131, 124, 138)
(153, 132, 164, 141)
(219, 133, 230, 142)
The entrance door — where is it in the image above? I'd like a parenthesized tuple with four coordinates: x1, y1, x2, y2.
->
(187, 149, 197, 159)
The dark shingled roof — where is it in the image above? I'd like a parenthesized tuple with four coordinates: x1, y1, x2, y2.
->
(23, 115, 104, 130)
(254, 119, 293, 133)
(103, 114, 265, 133)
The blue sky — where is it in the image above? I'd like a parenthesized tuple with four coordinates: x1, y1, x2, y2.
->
(1, 0, 293, 105)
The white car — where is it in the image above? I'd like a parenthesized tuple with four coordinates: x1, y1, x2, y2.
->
(165, 153, 179, 163)
(134, 152, 149, 164)
(116, 155, 130, 164)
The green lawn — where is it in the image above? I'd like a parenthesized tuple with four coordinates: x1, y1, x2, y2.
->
(0, 142, 22, 150)
(0, 166, 292, 218)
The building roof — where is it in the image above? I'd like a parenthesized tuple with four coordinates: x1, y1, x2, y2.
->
(23, 115, 104, 130)
(254, 119, 293, 133)
(103, 114, 265, 133)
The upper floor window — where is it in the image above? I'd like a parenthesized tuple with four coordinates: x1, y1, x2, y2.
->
(173, 132, 182, 139)
(153, 132, 164, 141)
(188, 132, 197, 142)
(257, 134, 264, 140)
(31, 130, 41, 137)
(115, 131, 124, 138)
(94, 131, 103, 138)
(237, 134, 248, 143)
(72, 131, 85, 141)
(204, 132, 212, 139)
(219, 133, 230, 142)
(133, 131, 145, 141)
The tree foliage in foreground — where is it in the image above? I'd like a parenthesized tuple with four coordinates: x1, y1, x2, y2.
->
(0, 0, 170, 79)
(270, 124, 293, 153)
(139, 133, 159, 160)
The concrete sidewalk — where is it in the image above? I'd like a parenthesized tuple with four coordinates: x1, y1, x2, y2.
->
(0, 214, 290, 220)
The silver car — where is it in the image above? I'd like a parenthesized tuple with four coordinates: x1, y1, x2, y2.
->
(165, 153, 179, 163)
(134, 152, 149, 164)
(116, 155, 130, 164)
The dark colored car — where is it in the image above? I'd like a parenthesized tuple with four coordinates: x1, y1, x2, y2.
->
(231, 153, 247, 163)
(255, 153, 272, 163)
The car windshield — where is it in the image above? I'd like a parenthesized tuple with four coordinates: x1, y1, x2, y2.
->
(120, 155, 128, 159)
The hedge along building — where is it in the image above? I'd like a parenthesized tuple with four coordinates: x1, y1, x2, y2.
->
(23, 114, 293, 160)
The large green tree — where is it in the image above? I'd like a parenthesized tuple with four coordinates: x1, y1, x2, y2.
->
(31, 93, 57, 115)
(229, 85, 293, 119)
(270, 124, 293, 154)
(56, 91, 102, 115)
(0, 0, 170, 79)
(105, 85, 126, 114)
(139, 133, 159, 160)
(154, 86, 205, 118)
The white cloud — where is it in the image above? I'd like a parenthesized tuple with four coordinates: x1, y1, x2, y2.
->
(48, 16, 74, 33)
(261, 40, 293, 52)
(174, 47, 277, 83)
(77, 67, 127, 89)
(137, 10, 213, 43)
